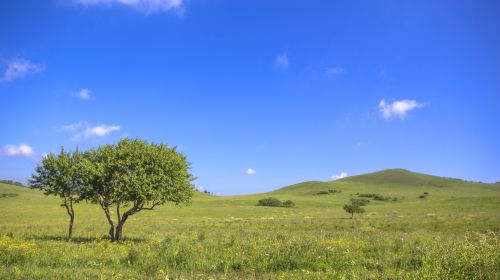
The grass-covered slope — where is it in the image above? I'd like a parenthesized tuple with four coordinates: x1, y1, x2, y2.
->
(272, 168, 499, 196)
(1, 170, 499, 279)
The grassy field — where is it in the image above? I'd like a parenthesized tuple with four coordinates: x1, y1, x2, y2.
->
(0, 169, 499, 279)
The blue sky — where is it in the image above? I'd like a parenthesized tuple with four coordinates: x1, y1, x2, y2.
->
(1, 0, 499, 194)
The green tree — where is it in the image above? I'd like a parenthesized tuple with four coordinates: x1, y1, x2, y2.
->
(83, 138, 194, 241)
(282, 200, 295, 208)
(29, 147, 86, 241)
(350, 198, 370, 206)
(256, 197, 282, 207)
(343, 203, 365, 219)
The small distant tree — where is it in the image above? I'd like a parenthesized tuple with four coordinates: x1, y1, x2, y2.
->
(343, 203, 365, 219)
(257, 197, 282, 207)
(282, 200, 295, 208)
(83, 138, 194, 241)
(350, 198, 370, 206)
(29, 148, 86, 241)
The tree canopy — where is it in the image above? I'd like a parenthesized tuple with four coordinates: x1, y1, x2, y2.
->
(29, 138, 194, 242)
(343, 203, 365, 219)
(83, 138, 194, 241)
(29, 147, 86, 240)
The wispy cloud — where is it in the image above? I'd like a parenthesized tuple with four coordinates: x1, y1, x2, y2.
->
(1, 143, 34, 157)
(72, 0, 184, 14)
(246, 168, 256, 175)
(331, 172, 348, 180)
(86, 124, 120, 137)
(379, 99, 425, 120)
(325, 67, 345, 77)
(60, 121, 85, 132)
(1, 58, 45, 82)
(59, 121, 85, 132)
(275, 53, 289, 69)
(59, 121, 121, 140)
(72, 89, 91, 100)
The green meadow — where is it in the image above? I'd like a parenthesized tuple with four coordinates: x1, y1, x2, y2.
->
(1, 169, 499, 279)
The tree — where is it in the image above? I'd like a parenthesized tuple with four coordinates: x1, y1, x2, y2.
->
(282, 200, 295, 208)
(256, 197, 282, 207)
(343, 203, 365, 219)
(29, 147, 86, 241)
(350, 198, 370, 206)
(83, 138, 194, 241)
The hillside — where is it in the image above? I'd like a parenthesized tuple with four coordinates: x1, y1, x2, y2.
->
(1, 170, 500, 279)
(271, 168, 500, 195)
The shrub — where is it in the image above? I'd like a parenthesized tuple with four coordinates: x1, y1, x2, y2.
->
(343, 203, 365, 218)
(314, 189, 341, 195)
(257, 197, 282, 207)
(419, 192, 429, 199)
(358, 193, 395, 201)
(0, 193, 18, 199)
(350, 198, 370, 206)
(282, 200, 295, 208)
(314, 191, 330, 195)
(373, 195, 388, 201)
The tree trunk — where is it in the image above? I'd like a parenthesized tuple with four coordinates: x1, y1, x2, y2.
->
(351, 212, 354, 219)
(68, 214, 74, 241)
(115, 222, 124, 241)
(100, 201, 115, 241)
(113, 206, 135, 242)
(64, 197, 75, 241)
(109, 224, 115, 241)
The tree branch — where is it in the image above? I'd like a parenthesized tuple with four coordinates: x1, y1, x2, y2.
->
(141, 201, 160, 210)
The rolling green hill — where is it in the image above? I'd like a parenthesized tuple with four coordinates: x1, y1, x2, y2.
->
(273, 168, 499, 194)
(1, 169, 499, 279)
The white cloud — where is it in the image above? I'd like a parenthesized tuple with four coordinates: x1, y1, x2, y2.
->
(59, 121, 121, 140)
(1, 58, 45, 82)
(1, 143, 34, 157)
(86, 124, 121, 137)
(379, 99, 424, 120)
(325, 67, 345, 77)
(331, 172, 348, 180)
(275, 53, 289, 69)
(246, 168, 256, 175)
(72, 89, 91, 100)
(60, 121, 85, 132)
(72, 0, 184, 14)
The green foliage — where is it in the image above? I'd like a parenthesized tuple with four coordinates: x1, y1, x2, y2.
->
(282, 200, 295, 208)
(350, 198, 370, 206)
(0, 193, 18, 198)
(358, 193, 388, 201)
(419, 192, 430, 199)
(82, 138, 194, 241)
(29, 147, 86, 201)
(29, 147, 86, 240)
(343, 203, 365, 218)
(256, 198, 295, 208)
(313, 189, 341, 195)
(314, 190, 330, 195)
(1, 169, 500, 278)
(257, 197, 282, 207)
